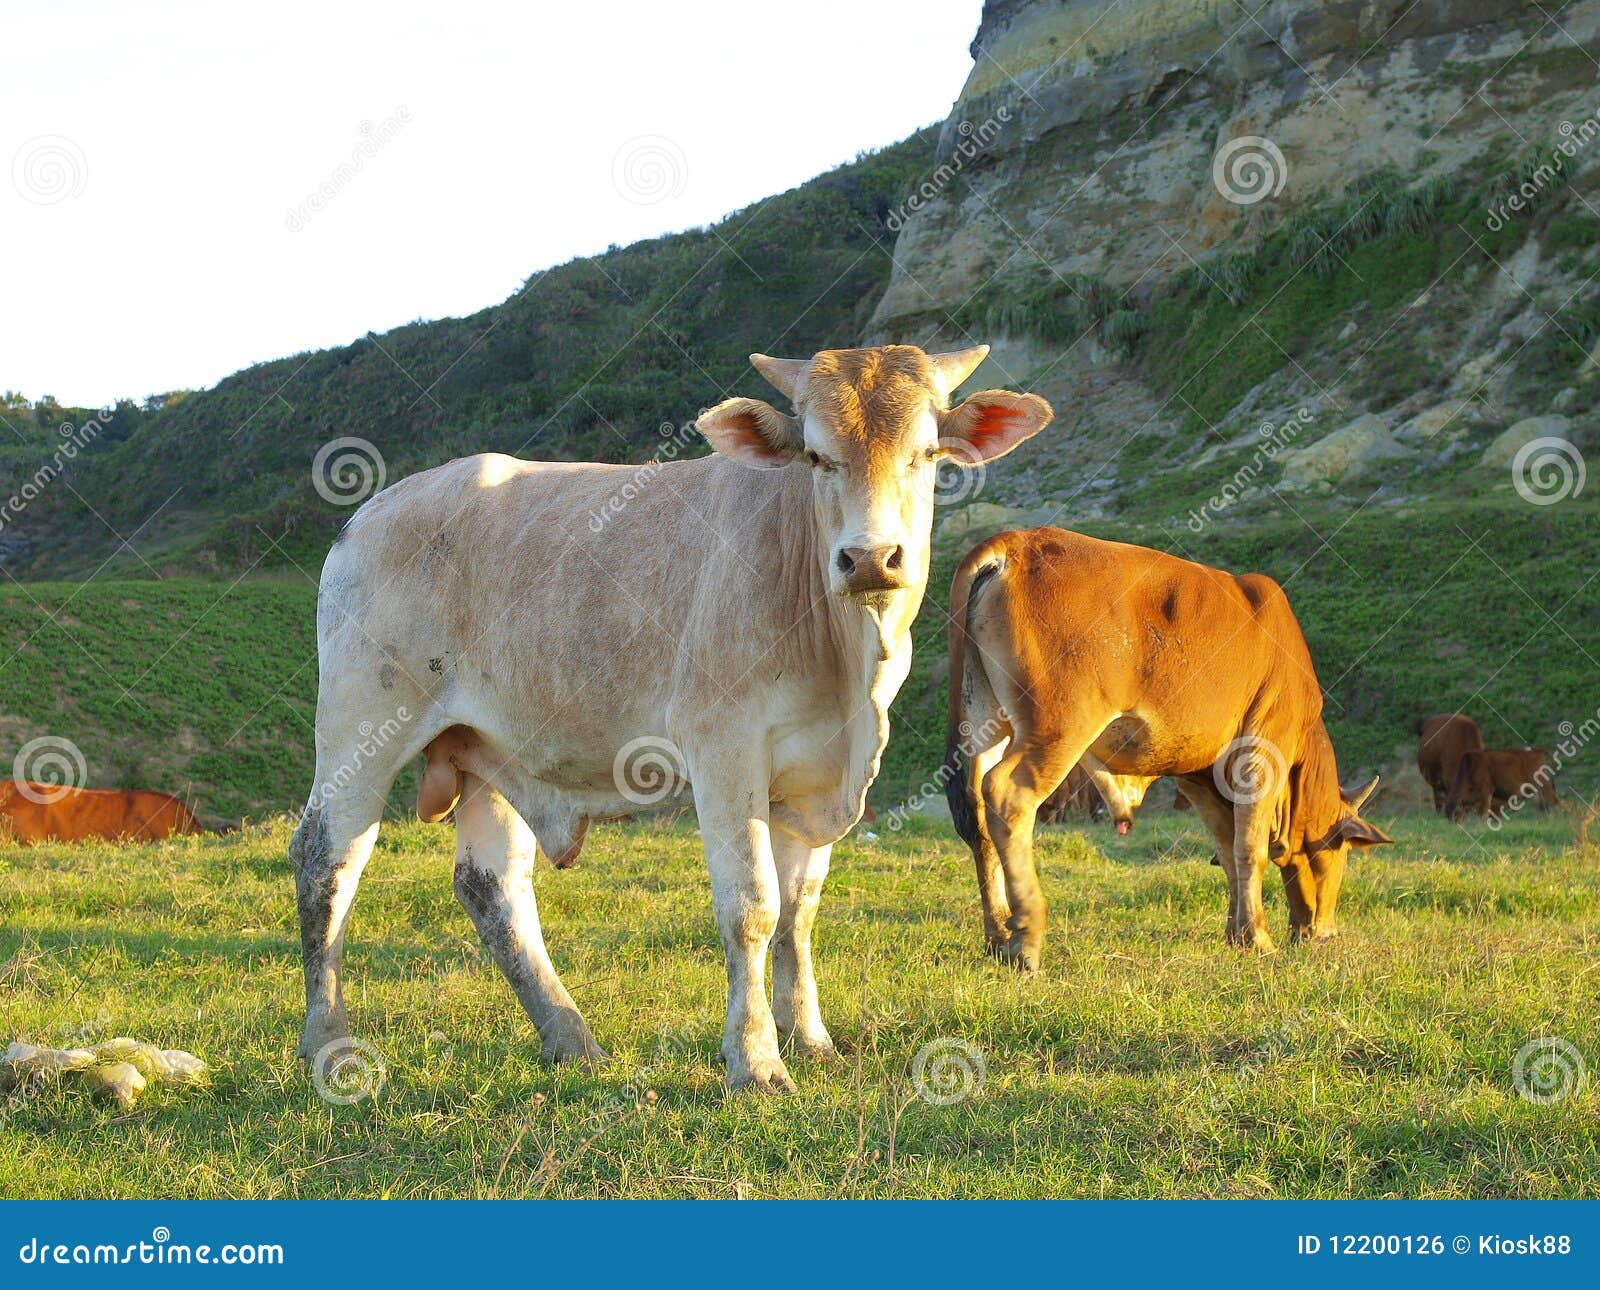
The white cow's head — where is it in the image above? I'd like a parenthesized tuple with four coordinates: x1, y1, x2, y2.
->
(697, 345, 1052, 598)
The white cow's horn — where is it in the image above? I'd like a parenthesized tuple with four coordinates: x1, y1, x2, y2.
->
(749, 354, 809, 402)
(929, 344, 991, 399)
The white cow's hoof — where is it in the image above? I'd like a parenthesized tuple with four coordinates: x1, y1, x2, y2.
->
(785, 1029, 838, 1062)
(542, 1031, 609, 1067)
(296, 1012, 351, 1065)
(727, 1056, 796, 1094)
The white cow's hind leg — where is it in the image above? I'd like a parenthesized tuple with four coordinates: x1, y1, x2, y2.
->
(694, 782, 791, 1093)
(771, 829, 834, 1060)
(451, 773, 606, 1065)
(290, 789, 383, 1067)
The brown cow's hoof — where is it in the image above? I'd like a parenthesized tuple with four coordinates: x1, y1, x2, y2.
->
(995, 937, 1041, 973)
(1225, 927, 1277, 954)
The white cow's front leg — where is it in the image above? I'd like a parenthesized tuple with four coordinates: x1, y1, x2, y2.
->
(451, 773, 607, 1065)
(771, 828, 835, 1060)
(694, 785, 791, 1093)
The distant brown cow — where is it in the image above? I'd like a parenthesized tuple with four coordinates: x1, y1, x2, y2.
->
(1416, 714, 1485, 814)
(0, 782, 204, 843)
(1446, 747, 1557, 820)
(945, 528, 1391, 968)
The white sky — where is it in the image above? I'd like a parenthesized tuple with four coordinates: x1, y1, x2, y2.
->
(1, 0, 984, 408)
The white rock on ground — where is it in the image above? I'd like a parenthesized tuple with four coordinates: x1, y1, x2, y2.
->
(1479, 415, 1574, 469)
(1277, 415, 1416, 490)
(1395, 397, 1481, 445)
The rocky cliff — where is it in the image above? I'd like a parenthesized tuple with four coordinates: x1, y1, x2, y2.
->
(869, 0, 1599, 520)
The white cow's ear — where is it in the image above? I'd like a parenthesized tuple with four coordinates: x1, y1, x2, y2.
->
(696, 397, 803, 469)
(938, 390, 1053, 463)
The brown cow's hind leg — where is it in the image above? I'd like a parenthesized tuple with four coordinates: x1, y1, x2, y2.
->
(966, 738, 1013, 955)
(983, 736, 1086, 973)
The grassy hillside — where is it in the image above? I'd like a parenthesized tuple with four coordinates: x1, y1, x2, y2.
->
(5, 131, 937, 579)
(1, 811, 1593, 1198)
(876, 495, 1600, 810)
(0, 579, 318, 826)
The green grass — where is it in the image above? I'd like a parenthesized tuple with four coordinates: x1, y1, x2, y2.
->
(0, 579, 319, 826)
(1, 809, 1595, 1198)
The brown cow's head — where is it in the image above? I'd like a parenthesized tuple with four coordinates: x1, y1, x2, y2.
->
(696, 345, 1052, 601)
(1278, 754, 1392, 944)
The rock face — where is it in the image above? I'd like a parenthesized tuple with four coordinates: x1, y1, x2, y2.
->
(869, 0, 1583, 336)
(1480, 415, 1575, 468)
(1279, 415, 1415, 490)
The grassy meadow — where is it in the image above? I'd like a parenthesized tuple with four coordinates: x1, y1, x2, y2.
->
(1, 805, 1595, 1199)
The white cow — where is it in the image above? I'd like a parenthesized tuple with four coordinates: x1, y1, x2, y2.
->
(290, 343, 1052, 1091)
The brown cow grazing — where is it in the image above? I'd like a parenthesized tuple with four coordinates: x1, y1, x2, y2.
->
(1416, 713, 1485, 814)
(945, 528, 1392, 968)
(0, 782, 204, 843)
(1446, 747, 1557, 820)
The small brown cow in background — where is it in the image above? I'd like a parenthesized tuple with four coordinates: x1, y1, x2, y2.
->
(0, 783, 205, 843)
(1416, 713, 1485, 814)
(1446, 748, 1558, 820)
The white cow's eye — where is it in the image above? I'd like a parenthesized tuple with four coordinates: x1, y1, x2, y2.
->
(805, 450, 837, 472)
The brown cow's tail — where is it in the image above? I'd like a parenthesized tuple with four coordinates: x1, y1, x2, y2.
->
(944, 540, 1006, 850)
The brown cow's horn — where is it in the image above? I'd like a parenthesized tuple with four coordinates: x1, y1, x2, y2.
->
(929, 344, 990, 398)
(1344, 775, 1380, 811)
(749, 354, 809, 402)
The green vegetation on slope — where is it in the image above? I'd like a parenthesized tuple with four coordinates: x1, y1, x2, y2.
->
(0, 579, 318, 825)
(8, 131, 937, 578)
(1, 812, 1593, 1198)
(875, 496, 1600, 810)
